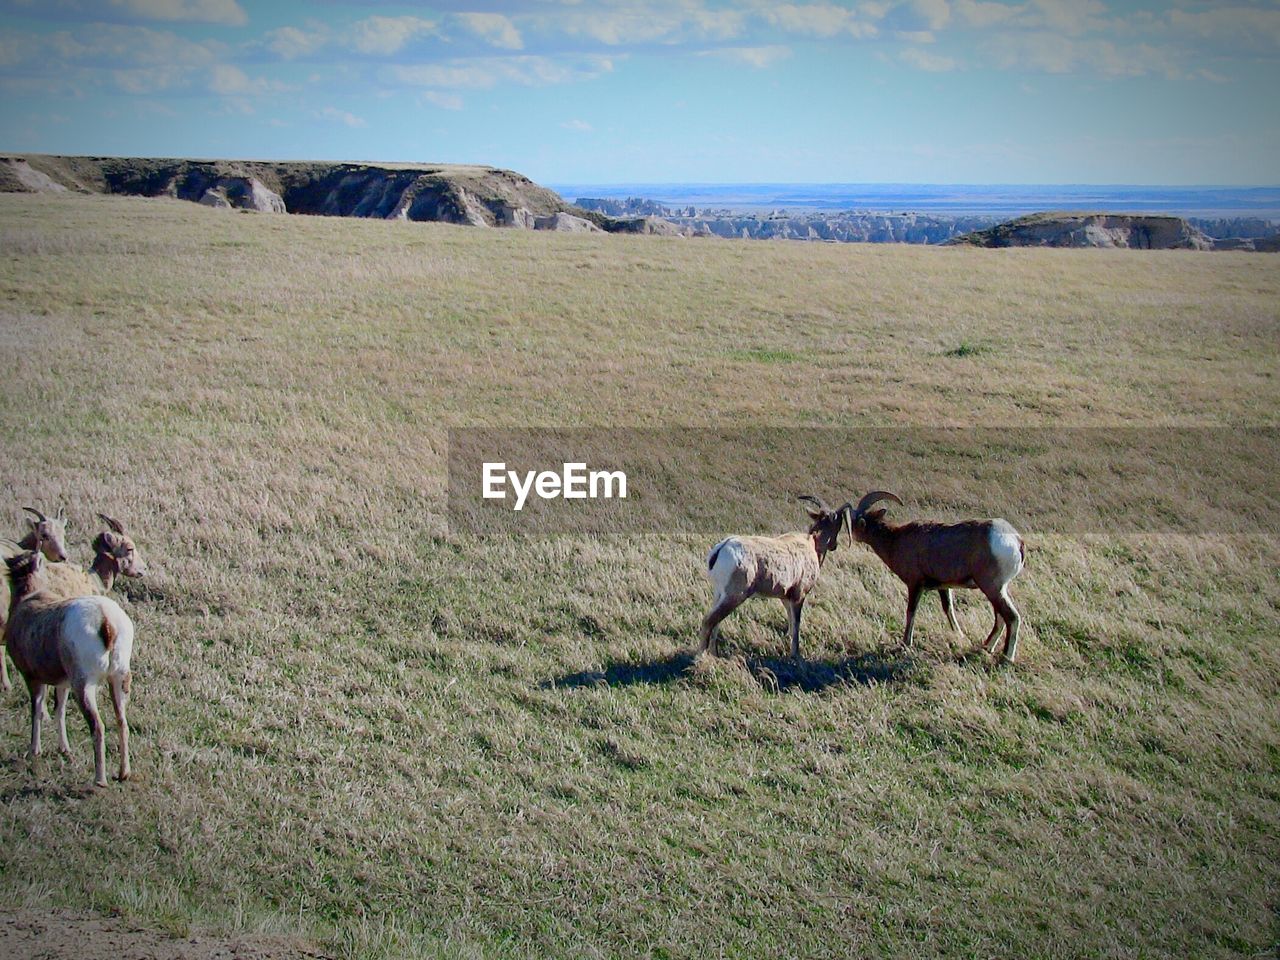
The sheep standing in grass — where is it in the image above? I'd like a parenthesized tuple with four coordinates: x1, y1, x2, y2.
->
(700, 496, 846, 660)
(43, 514, 147, 599)
(844, 491, 1026, 663)
(2, 507, 71, 691)
(3, 547, 134, 787)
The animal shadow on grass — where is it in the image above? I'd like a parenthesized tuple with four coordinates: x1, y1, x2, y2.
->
(544, 648, 914, 693)
(0, 754, 97, 801)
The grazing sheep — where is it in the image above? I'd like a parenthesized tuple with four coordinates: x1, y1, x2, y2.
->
(844, 491, 1026, 663)
(2, 507, 71, 691)
(42, 514, 147, 599)
(3, 548, 134, 787)
(700, 496, 846, 659)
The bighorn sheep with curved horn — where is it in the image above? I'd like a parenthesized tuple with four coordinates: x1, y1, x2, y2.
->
(845, 491, 1026, 663)
(2, 507, 71, 691)
(700, 495, 846, 660)
(43, 514, 147, 599)
(15, 507, 68, 562)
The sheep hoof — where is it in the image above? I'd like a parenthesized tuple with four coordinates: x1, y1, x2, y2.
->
(93, 779, 108, 789)
(117, 770, 130, 782)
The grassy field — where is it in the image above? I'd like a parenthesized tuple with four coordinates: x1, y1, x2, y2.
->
(0, 192, 1277, 959)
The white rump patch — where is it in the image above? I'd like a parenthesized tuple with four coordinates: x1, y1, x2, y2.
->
(988, 520, 1023, 583)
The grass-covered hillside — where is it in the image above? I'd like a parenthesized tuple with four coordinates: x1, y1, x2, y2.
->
(0, 193, 1277, 959)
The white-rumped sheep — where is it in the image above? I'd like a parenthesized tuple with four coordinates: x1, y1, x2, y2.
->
(845, 491, 1026, 663)
(4, 547, 135, 787)
(2, 507, 72, 691)
(700, 495, 846, 659)
(42, 514, 147, 599)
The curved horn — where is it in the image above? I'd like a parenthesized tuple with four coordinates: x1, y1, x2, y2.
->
(98, 513, 126, 534)
(22, 506, 47, 522)
(853, 490, 903, 517)
(797, 494, 830, 514)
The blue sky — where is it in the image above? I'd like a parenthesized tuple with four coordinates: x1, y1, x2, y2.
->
(1, 1, 1277, 184)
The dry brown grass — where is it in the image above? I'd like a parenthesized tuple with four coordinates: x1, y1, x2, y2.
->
(0, 193, 1277, 959)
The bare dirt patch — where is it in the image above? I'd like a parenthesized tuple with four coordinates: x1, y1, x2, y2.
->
(0, 911, 332, 960)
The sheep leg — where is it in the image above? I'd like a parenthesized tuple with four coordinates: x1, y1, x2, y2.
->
(1, 644, 9, 691)
(901, 584, 923, 649)
(938, 589, 962, 634)
(26, 679, 45, 757)
(981, 609, 1004, 653)
(993, 588, 1022, 664)
(784, 599, 805, 660)
(54, 684, 70, 754)
(76, 684, 108, 787)
(700, 594, 745, 657)
(109, 672, 131, 782)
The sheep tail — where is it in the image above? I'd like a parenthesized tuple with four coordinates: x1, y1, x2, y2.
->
(707, 540, 727, 572)
(99, 615, 116, 651)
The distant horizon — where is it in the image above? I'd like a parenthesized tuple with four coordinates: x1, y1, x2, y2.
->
(13, 149, 1280, 192)
(548, 181, 1280, 218)
(551, 180, 1280, 190)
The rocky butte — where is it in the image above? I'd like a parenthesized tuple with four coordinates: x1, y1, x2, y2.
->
(0, 154, 611, 233)
(946, 211, 1280, 251)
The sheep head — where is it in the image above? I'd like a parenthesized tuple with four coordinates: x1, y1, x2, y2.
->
(844, 491, 903, 543)
(798, 495, 846, 554)
(21, 506, 68, 563)
(4, 547, 46, 598)
(93, 514, 147, 578)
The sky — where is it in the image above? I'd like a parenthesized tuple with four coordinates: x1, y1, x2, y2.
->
(0, 1, 1277, 185)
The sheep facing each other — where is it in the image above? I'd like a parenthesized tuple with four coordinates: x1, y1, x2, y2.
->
(845, 491, 1026, 663)
(700, 496, 846, 660)
(3, 547, 134, 787)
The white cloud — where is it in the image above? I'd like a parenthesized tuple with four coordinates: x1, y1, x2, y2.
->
(899, 45, 957, 71)
(209, 63, 282, 95)
(390, 62, 498, 90)
(388, 55, 615, 90)
(421, 90, 463, 110)
(896, 30, 936, 44)
(557, 2, 743, 45)
(911, 0, 951, 31)
(953, 0, 1022, 29)
(560, 118, 592, 131)
(985, 32, 1178, 78)
(1167, 6, 1280, 53)
(48, 24, 221, 67)
(319, 106, 366, 128)
(1024, 0, 1106, 37)
(351, 15, 437, 56)
(454, 12, 523, 51)
(108, 0, 247, 27)
(111, 65, 186, 92)
(762, 4, 878, 39)
(699, 44, 793, 68)
(265, 25, 328, 60)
